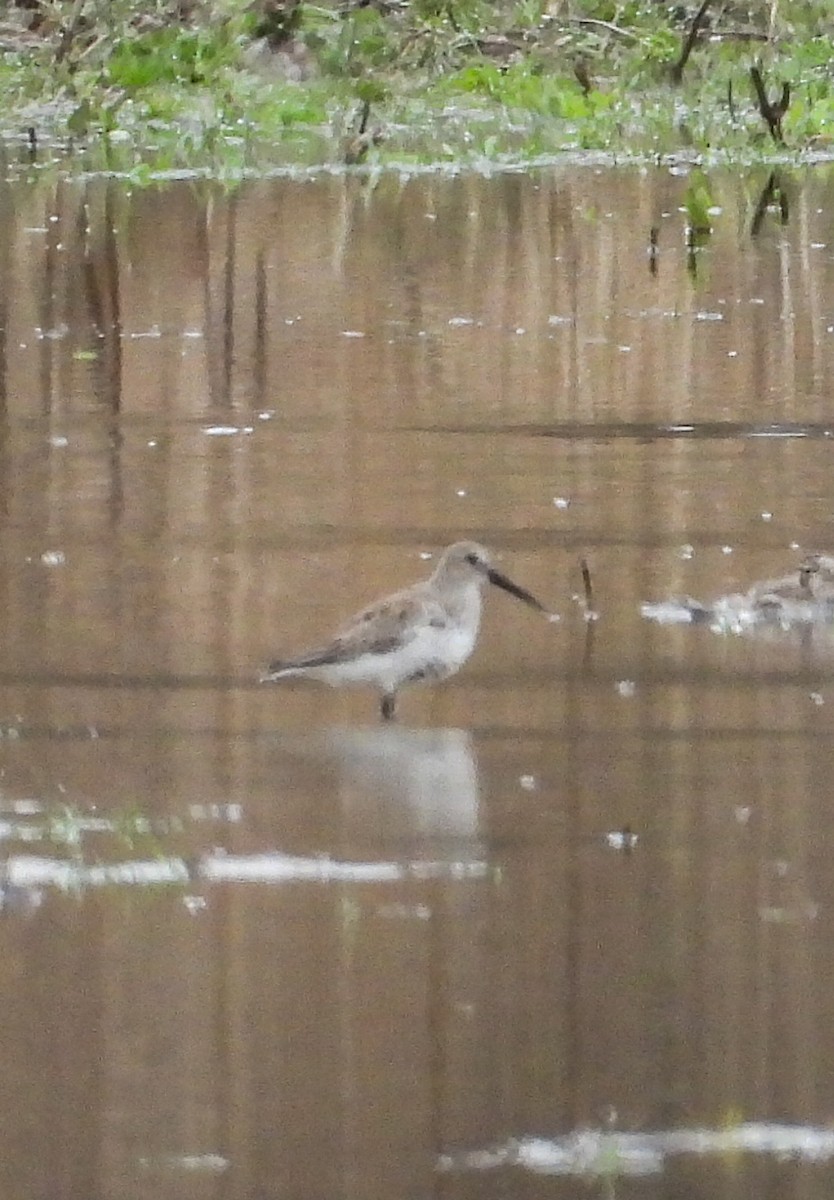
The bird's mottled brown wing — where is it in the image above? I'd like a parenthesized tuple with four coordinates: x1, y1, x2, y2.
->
(265, 585, 449, 677)
(337, 586, 449, 645)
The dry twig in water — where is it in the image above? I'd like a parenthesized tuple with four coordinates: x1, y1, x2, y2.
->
(750, 63, 790, 142)
(671, 0, 711, 84)
(580, 557, 594, 613)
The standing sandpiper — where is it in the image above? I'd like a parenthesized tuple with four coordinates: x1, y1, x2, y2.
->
(260, 541, 554, 720)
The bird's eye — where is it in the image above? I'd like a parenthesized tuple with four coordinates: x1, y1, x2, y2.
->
(465, 552, 480, 566)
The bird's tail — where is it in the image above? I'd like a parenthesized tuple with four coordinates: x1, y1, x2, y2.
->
(259, 660, 295, 683)
(260, 637, 344, 683)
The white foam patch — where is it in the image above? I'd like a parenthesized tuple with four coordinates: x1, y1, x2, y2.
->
(5, 856, 190, 889)
(2, 850, 489, 892)
(138, 1153, 228, 1173)
(202, 853, 489, 883)
(642, 595, 834, 634)
(439, 1124, 834, 1176)
(640, 601, 696, 624)
(201, 853, 404, 883)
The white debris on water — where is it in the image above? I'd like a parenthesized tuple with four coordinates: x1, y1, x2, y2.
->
(606, 830, 639, 850)
(615, 680, 636, 697)
(11, 800, 42, 815)
(202, 852, 489, 883)
(439, 1123, 834, 1177)
(643, 591, 834, 635)
(139, 1153, 229, 1174)
(759, 902, 819, 924)
(377, 902, 431, 921)
(34, 323, 69, 340)
(188, 803, 243, 823)
(640, 601, 695, 624)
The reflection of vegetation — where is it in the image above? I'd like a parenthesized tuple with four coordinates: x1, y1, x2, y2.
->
(1, 800, 220, 876)
(43, 804, 169, 859)
(2, 1, 834, 173)
(684, 171, 715, 235)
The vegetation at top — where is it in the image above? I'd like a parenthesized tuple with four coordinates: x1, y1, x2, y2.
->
(1, 0, 833, 176)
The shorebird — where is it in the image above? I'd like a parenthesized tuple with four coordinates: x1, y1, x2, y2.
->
(656, 551, 834, 627)
(260, 541, 553, 720)
(745, 553, 834, 612)
(797, 553, 834, 598)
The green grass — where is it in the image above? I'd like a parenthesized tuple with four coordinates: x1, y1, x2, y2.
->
(1, 1, 833, 178)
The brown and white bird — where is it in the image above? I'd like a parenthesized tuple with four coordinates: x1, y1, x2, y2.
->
(260, 541, 553, 720)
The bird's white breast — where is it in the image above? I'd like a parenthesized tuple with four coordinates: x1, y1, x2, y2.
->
(312, 585, 482, 692)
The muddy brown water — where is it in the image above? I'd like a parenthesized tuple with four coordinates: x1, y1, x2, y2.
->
(1, 164, 834, 1198)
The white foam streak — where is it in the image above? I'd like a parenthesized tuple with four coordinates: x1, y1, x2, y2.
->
(439, 1124, 834, 1177)
(2, 849, 489, 892)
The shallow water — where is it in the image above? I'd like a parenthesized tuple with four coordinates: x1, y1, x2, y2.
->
(2, 163, 834, 1198)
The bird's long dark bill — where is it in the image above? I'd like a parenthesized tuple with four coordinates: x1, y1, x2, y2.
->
(487, 567, 548, 612)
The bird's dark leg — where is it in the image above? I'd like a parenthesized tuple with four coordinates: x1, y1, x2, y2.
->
(381, 693, 397, 721)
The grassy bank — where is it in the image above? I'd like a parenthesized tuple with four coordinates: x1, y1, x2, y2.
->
(1, 1, 833, 177)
